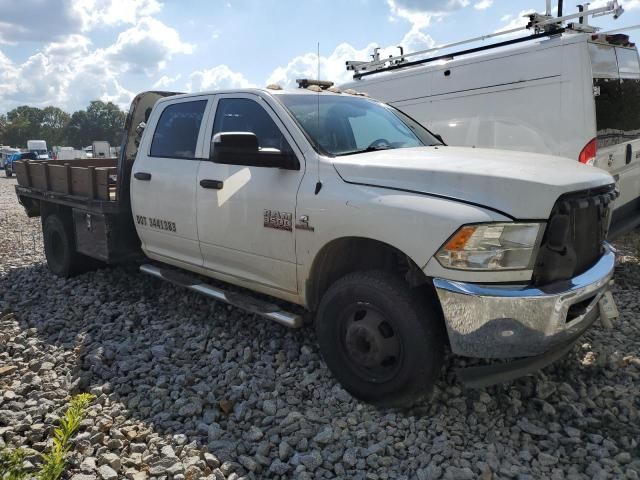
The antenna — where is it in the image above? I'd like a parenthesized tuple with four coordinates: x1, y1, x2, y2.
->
(315, 41, 322, 195)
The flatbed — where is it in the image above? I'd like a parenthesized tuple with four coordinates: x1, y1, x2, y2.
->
(14, 158, 118, 202)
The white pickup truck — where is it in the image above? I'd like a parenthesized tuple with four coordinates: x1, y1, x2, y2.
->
(14, 87, 618, 407)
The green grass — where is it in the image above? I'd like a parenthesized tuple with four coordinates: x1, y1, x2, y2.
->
(0, 448, 28, 480)
(0, 393, 94, 480)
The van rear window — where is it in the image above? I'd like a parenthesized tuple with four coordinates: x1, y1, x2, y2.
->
(616, 47, 640, 79)
(589, 43, 640, 147)
(589, 43, 618, 78)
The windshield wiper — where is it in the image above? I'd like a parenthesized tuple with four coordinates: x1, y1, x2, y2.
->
(336, 145, 394, 156)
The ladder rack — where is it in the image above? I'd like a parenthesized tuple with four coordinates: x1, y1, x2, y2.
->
(346, 1, 624, 79)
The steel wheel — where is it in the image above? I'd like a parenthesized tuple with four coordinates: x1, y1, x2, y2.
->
(340, 303, 403, 383)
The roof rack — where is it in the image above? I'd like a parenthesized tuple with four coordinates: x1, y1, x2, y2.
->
(346, 1, 624, 79)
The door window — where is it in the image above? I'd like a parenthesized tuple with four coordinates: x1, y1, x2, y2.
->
(212, 98, 292, 152)
(150, 100, 207, 159)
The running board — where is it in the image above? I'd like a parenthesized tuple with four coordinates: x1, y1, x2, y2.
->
(140, 264, 303, 328)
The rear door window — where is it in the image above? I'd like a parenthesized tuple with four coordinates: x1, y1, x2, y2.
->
(615, 47, 640, 79)
(590, 43, 640, 147)
(150, 100, 207, 159)
(589, 43, 619, 78)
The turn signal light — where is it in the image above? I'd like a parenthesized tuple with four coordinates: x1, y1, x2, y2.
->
(443, 226, 477, 251)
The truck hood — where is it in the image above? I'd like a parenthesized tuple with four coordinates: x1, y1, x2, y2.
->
(332, 146, 614, 219)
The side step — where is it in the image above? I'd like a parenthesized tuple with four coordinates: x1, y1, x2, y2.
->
(140, 264, 303, 328)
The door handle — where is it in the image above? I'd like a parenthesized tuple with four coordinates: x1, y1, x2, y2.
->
(200, 179, 224, 189)
(134, 172, 152, 181)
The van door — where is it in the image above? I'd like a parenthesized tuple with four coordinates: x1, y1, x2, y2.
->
(196, 94, 304, 294)
(589, 42, 640, 233)
(131, 97, 209, 266)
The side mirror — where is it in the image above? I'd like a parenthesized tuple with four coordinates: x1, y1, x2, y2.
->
(211, 132, 299, 170)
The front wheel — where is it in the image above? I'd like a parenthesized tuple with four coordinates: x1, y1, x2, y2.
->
(315, 270, 445, 408)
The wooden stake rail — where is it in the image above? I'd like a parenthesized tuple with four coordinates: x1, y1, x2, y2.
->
(14, 158, 118, 201)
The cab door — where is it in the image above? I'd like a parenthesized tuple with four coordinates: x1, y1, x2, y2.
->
(131, 96, 209, 266)
(196, 93, 305, 294)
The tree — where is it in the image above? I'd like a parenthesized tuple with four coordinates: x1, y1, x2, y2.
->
(0, 101, 126, 149)
(0, 114, 6, 142)
(3, 106, 44, 146)
(64, 101, 126, 148)
(63, 110, 89, 149)
(40, 107, 71, 147)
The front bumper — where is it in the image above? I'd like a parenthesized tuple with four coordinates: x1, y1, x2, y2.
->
(433, 245, 615, 358)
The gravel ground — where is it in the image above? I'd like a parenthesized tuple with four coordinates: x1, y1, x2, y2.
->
(0, 175, 639, 480)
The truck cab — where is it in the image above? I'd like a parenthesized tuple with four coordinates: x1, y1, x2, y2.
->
(14, 87, 618, 406)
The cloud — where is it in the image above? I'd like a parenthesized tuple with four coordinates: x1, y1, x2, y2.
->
(589, 0, 640, 11)
(0, 34, 139, 111)
(266, 42, 381, 89)
(0, 1, 193, 113)
(495, 9, 535, 34)
(187, 65, 254, 92)
(0, 34, 135, 112)
(74, 0, 162, 30)
(104, 16, 194, 75)
(0, 0, 83, 44)
(387, 0, 469, 28)
(390, 0, 470, 13)
(153, 74, 182, 89)
(0, 0, 163, 44)
(266, 28, 436, 89)
(400, 28, 436, 53)
(474, 0, 492, 10)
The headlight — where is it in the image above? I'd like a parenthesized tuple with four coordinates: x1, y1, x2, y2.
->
(436, 223, 544, 271)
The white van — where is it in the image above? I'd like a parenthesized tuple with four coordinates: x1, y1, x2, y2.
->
(342, 29, 640, 237)
(27, 140, 49, 160)
(56, 149, 88, 161)
(92, 141, 111, 158)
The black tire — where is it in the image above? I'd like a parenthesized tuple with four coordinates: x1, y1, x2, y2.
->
(316, 270, 445, 408)
(5, 168, 12, 177)
(43, 214, 84, 277)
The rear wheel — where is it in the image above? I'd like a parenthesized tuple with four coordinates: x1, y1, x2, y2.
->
(315, 270, 444, 408)
(43, 214, 85, 277)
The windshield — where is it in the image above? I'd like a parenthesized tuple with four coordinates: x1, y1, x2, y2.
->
(277, 94, 442, 156)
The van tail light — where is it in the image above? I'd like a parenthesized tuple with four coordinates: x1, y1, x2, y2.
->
(579, 138, 597, 166)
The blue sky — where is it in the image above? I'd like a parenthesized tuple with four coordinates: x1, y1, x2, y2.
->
(0, 0, 639, 113)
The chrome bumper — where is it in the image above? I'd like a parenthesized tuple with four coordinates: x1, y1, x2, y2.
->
(433, 246, 615, 358)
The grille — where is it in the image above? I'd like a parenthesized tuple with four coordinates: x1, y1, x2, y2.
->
(532, 185, 618, 286)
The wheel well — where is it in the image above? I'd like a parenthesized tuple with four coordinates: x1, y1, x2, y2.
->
(40, 202, 71, 223)
(306, 237, 429, 311)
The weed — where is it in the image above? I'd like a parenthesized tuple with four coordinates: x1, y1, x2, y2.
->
(0, 448, 28, 480)
(38, 393, 95, 480)
(1, 393, 95, 480)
